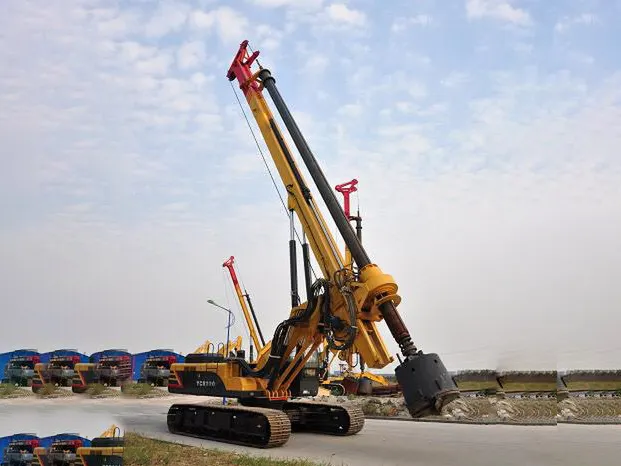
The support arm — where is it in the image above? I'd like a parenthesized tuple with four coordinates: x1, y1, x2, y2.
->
(223, 256, 264, 352)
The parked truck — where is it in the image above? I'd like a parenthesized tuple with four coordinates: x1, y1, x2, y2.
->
(0, 350, 40, 387)
(72, 350, 132, 393)
(33, 434, 89, 466)
(32, 425, 123, 466)
(0, 434, 39, 466)
(32, 350, 89, 394)
(130, 350, 185, 387)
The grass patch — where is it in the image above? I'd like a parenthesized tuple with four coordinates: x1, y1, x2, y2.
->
(124, 433, 327, 466)
(86, 383, 108, 396)
(121, 383, 159, 397)
(0, 383, 20, 396)
(0, 383, 32, 398)
(120, 382, 172, 398)
(83, 383, 120, 398)
(38, 383, 60, 396)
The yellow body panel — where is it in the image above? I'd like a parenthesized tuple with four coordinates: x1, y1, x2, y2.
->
(172, 361, 269, 393)
(77, 425, 124, 464)
(193, 337, 244, 356)
(98, 424, 121, 438)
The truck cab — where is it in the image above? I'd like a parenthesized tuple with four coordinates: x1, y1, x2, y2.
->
(3, 357, 37, 387)
(1, 439, 38, 466)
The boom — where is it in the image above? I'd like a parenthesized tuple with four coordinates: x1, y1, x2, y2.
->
(223, 255, 265, 355)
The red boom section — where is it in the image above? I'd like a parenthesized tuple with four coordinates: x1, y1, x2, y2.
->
(223, 255, 240, 287)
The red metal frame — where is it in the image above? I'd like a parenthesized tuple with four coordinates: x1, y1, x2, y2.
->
(227, 40, 261, 97)
(223, 255, 240, 287)
(335, 179, 358, 219)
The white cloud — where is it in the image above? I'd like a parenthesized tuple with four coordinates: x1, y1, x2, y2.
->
(143, 2, 189, 38)
(251, 0, 324, 8)
(134, 50, 175, 76)
(325, 3, 366, 27)
(189, 9, 216, 29)
(303, 53, 330, 75)
(392, 14, 433, 33)
(176, 40, 206, 70)
(95, 10, 141, 37)
(117, 41, 158, 62)
(555, 13, 599, 33)
(254, 24, 285, 51)
(512, 42, 533, 54)
(441, 71, 469, 88)
(466, 0, 532, 26)
(566, 50, 595, 65)
(190, 6, 249, 45)
(337, 103, 363, 118)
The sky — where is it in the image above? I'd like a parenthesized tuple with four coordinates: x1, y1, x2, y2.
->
(0, 0, 620, 372)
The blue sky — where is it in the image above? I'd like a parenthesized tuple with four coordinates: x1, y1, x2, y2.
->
(0, 0, 620, 370)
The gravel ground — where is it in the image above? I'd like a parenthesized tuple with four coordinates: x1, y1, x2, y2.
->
(309, 394, 558, 425)
(557, 398, 621, 424)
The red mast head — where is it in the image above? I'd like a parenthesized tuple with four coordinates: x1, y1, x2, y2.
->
(335, 179, 358, 218)
(227, 40, 261, 97)
(223, 256, 239, 286)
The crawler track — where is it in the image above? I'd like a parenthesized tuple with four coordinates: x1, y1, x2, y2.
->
(167, 403, 291, 448)
(283, 400, 365, 436)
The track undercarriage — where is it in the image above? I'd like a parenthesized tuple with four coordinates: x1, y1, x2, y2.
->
(167, 399, 365, 448)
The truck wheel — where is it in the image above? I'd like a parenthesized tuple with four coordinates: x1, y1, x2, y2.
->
(329, 384, 346, 396)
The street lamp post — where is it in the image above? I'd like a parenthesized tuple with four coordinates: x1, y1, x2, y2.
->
(207, 299, 235, 405)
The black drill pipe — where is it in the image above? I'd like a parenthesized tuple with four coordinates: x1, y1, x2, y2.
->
(354, 215, 362, 242)
(289, 239, 300, 308)
(259, 68, 416, 357)
(289, 210, 300, 308)
(259, 69, 370, 268)
(245, 293, 266, 346)
(302, 241, 312, 302)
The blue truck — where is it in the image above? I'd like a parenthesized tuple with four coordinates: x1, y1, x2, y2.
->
(130, 349, 185, 387)
(0, 350, 40, 387)
(34, 433, 91, 465)
(32, 350, 89, 393)
(0, 433, 39, 465)
(72, 349, 133, 393)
